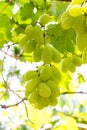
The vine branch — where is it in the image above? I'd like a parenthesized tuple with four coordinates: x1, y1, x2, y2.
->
(61, 91, 87, 95)
(0, 98, 27, 109)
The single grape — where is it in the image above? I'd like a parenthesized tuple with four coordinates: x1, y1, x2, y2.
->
(60, 58, 70, 73)
(25, 89, 31, 98)
(39, 14, 50, 25)
(82, 48, 87, 63)
(47, 80, 60, 97)
(19, 35, 28, 47)
(41, 44, 53, 64)
(32, 26, 44, 44)
(25, 25, 34, 39)
(32, 46, 43, 62)
(71, 55, 82, 66)
(76, 33, 87, 51)
(52, 46, 61, 63)
(49, 96, 58, 106)
(28, 90, 39, 103)
(24, 40, 37, 53)
(82, 2, 87, 13)
(38, 82, 51, 98)
(61, 11, 75, 29)
(22, 70, 38, 81)
(69, 4, 82, 17)
(72, 15, 86, 34)
(25, 76, 40, 92)
(68, 58, 76, 72)
(51, 65, 62, 82)
(40, 64, 52, 81)
(38, 97, 50, 108)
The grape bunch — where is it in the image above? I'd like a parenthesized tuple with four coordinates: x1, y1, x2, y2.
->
(60, 55, 82, 73)
(19, 14, 62, 109)
(22, 64, 61, 109)
(61, 0, 87, 59)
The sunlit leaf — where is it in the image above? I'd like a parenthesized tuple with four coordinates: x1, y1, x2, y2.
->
(46, 24, 76, 53)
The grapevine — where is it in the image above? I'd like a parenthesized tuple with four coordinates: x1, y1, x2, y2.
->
(19, 0, 87, 109)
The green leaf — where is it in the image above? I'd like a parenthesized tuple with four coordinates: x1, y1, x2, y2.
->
(0, 14, 11, 42)
(51, 1, 69, 19)
(20, 2, 34, 21)
(46, 23, 76, 53)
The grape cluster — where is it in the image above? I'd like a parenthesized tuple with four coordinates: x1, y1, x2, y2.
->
(19, 14, 62, 109)
(60, 55, 82, 73)
(61, 0, 87, 57)
(23, 64, 61, 109)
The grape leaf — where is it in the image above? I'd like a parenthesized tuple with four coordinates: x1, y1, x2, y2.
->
(20, 2, 34, 21)
(46, 23, 76, 53)
(0, 14, 11, 43)
(51, 1, 69, 18)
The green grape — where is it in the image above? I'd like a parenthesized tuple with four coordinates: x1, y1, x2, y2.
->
(41, 44, 53, 64)
(25, 76, 40, 92)
(38, 82, 51, 98)
(24, 40, 37, 53)
(19, 35, 28, 47)
(32, 46, 43, 62)
(68, 58, 76, 72)
(82, 48, 87, 63)
(60, 57, 75, 73)
(35, 102, 44, 110)
(61, 11, 75, 29)
(60, 58, 70, 73)
(40, 64, 52, 81)
(38, 97, 50, 108)
(72, 15, 86, 33)
(71, 55, 82, 66)
(52, 46, 61, 63)
(28, 90, 39, 103)
(49, 96, 58, 106)
(61, 11, 69, 21)
(39, 14, 50, 25)
(22, 70, 38, 81)
(47, 80, 60, 97)
(51, 65, 62, 82)
(82, 3, 87, 13)
(76, 33, 87, 51)
(69, 4, 82, 17)
(25, 89, 31, 98)
(25, 25, 44, 44)
(25, 25, 34, 39)
(32, 26, 44, 44)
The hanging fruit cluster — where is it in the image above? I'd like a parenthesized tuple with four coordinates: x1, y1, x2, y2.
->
(19, 14, 62, 109)
(61, 0, 87, 64)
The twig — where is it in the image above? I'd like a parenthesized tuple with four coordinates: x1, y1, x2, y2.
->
(9, 88, 33, 124)
(61, 91, 87, 95)
(0, 50, 16, 59)
(0, 98, 27, 109)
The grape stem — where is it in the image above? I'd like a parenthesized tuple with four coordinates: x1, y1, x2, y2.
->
(61, 91, 87, 95)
